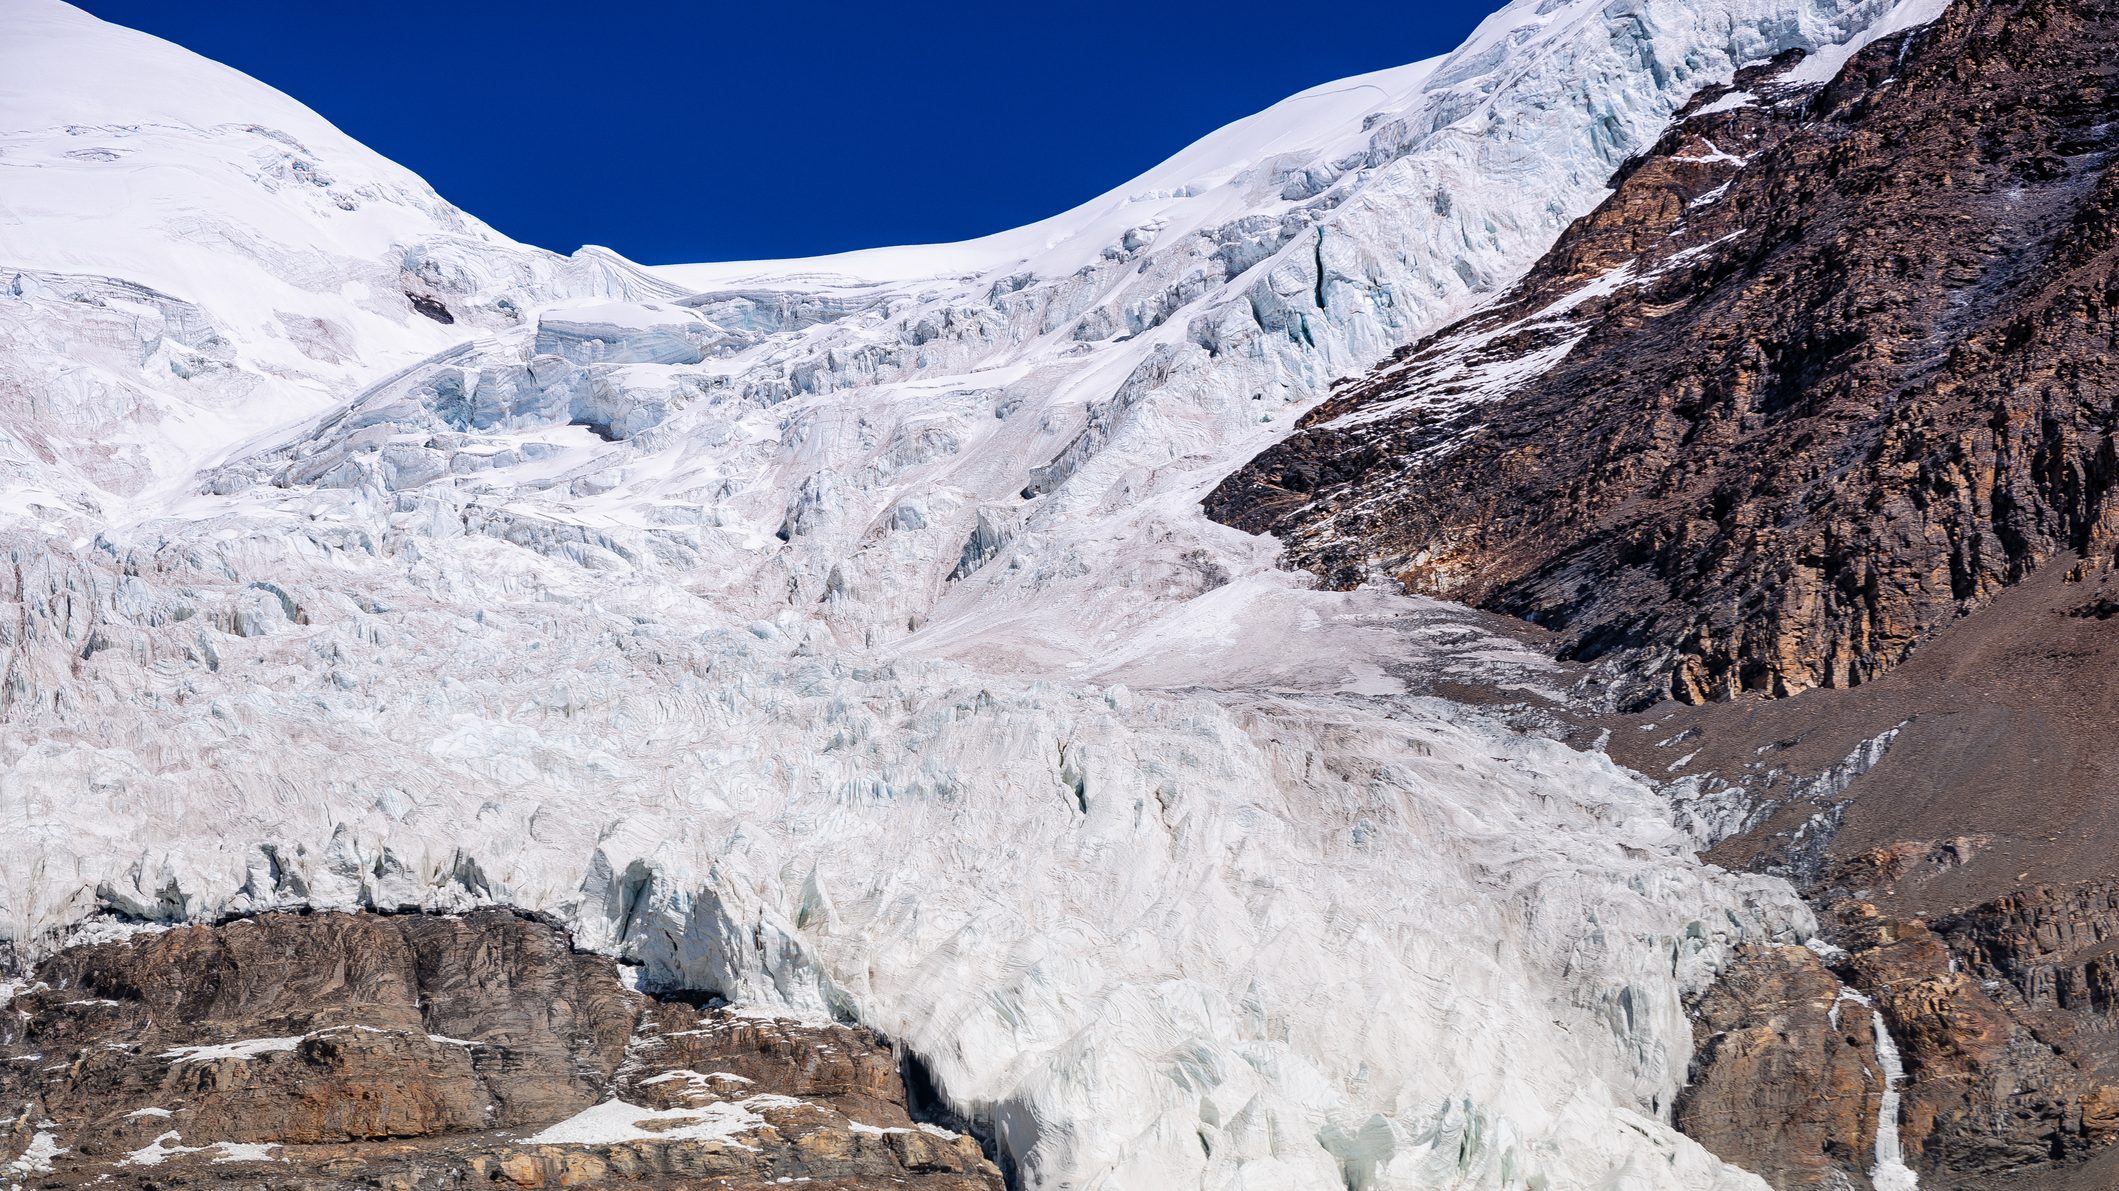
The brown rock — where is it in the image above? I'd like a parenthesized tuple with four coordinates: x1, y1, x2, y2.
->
(1678, 891, 2119, 1189)
(1675, 943, 1884, 1190)
(1208, 0, 2119, 711)
(618, 999, 912, 1125)
(0, 910, 1004, 1191)
(1199, 8, 2119, 1174)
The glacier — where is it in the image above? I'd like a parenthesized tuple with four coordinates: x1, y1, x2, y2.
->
(0, 0, 1935, 1186)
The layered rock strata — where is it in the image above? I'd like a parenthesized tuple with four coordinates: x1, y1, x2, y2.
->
(0, 910, 1001, 1190)
(1209, 0, 2119, 1183)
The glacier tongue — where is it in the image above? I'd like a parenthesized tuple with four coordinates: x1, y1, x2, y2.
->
(0, 0, 1933, 1186)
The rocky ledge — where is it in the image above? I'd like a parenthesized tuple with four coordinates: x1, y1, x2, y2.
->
(1681, 871, 2119, 1190)
(0, 909, 1002, 1190)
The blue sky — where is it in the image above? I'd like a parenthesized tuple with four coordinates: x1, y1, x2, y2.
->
(77, 1, 1494, 265)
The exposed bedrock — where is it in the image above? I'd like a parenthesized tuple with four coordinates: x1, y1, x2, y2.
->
(1587, 559, 2119, 1190)
(1681, 880, 2119, 1190)
(1209, 0, 2119, 710)
(0, 909, 1001, 1190)
(1674, 943, 1885, 1190)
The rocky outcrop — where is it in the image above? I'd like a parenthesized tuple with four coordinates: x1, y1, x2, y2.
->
(1675, 879, 2119, 1190)
(1577, 562, 2119, 1189)
(0, 910, 1002, 1190)
(1874, 882, 2119, 1177)
(1674, 944, 1885, 1189)
(1209, 0, 2119, 709)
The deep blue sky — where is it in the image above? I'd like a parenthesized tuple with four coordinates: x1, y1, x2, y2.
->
(77, 1, 1493, 265)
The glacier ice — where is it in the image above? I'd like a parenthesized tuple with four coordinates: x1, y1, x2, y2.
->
(0, 0, 1944, 1186)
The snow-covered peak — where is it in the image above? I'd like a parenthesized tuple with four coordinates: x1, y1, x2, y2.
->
(653, 58, 1442, 292)
(0, 0, 490, 305)
(1, 0, 385, 153)
(0, 0, 676, 510)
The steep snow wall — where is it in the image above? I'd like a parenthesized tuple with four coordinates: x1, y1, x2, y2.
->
(0, 0, 1936, 1186)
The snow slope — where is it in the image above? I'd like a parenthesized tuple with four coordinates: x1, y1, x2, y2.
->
(0, 0, 1935, 1186)
(0, 0, 678, 510)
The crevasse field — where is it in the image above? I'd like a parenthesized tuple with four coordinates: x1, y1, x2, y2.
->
(0, 0, 1929, 1185)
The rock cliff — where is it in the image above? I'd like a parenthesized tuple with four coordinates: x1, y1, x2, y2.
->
(1210, 0, 2119, 710)
(1208, 0, 2119, 1184)
(0, 910, 1001, 1190)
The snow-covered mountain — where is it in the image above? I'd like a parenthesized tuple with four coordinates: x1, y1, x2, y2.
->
(0, 0, 679, 511)
(0, 0, 1934, 1186)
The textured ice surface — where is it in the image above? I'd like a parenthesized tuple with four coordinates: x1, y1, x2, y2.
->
(0, 0, 1937, 1186)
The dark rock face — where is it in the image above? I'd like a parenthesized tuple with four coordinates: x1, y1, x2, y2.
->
(1675, 876, 2119, 1189)
(1674, 943, 1885, 1190)
(1583, 548, 2119, 1189)
(1208, 0, 2119, 709)
(1888, 883, 2119, 1175)
(0, 910, 1002, 1190)
(1589, 556, 2119, 915)
(406, 292, 455, 324)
